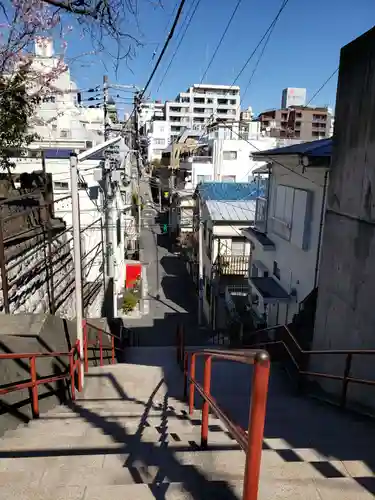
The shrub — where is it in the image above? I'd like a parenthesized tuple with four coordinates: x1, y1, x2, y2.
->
(122, 291, 139, 313)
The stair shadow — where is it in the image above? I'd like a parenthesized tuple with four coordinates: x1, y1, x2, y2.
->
(0, 369, 241, 499)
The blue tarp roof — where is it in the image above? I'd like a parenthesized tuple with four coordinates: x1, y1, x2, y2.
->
(252, 138, 332, 158)
(44, 149, 104, 160)
(196, 182, 261, 201)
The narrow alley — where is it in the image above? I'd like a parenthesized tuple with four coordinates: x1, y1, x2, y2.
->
(124, 179, 205, 347)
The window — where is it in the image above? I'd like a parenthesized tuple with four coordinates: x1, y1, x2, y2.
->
(230, 99, 236, 105)
(272, 185, 313, 249)
(207, 228, 212, 258)
(60, 129, 70, 138)
(154, 138, 165, 145)
(222, 175, 236, 182)
(231, 239, 246, 255)
(251, 264, 259, 277)
(273, 261, 281, 280)
(54, 181, 69, 190)
(223, 151, 237, 160)
(207, 98, 213, 104)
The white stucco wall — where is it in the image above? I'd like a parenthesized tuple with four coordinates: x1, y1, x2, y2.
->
(248, 163, 328, 324)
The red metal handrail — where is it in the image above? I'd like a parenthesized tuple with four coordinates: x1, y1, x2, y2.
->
(83, 320, 120, 372)
(182, 347, 270, 500)
(0, 340, 82, 418)
(244, 324, 375, 408)
(0, 319, 120, 420)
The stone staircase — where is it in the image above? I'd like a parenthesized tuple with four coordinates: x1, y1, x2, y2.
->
(0, 346, 374, 499)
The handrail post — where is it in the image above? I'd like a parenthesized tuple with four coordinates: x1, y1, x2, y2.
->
(341, 353, 352, 408)
(243, 352, 270, 500)
(183, 351, 189, 400)
(201, 355, 212, 449)
(30, 356, 39, 418)
(83, 319, 89, 373)
(189, 353, 196, 415)
(99, 329, 103, 366)
(111, 335, 115, 364)
(76, 341, 83, 392)
(69, 352, 76, 400)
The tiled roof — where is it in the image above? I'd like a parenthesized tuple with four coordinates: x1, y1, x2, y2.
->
(197, 182, 260, 201)
(252, 138, 332, 159)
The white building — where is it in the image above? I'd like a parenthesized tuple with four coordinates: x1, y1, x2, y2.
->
(281, 88, 307, 108)
(30, 39, 104, 146)
(242, 139, 331, 329)
(139, 101, 165, 133)
(147, 120, 170, 162)
(179, 122, 278, 189)
(188, 183, 257, 328)
(11, 139, 135, 318)
(165, 84, 240, 141)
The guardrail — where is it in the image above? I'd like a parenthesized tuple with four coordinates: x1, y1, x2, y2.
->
(0, 320, 120, 419)
(0, 341, 82, 418)
(176, 326, 270, 500)
(244, 324, 375, 409)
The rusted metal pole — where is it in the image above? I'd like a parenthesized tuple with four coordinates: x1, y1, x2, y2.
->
(30, 356, 39, 418)
(0, 214, 9, 313)
(243, 352, 270, 500)
(201, 355, 212, 448)
(189, 353, 196, 415)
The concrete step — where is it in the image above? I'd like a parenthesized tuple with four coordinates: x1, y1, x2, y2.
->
(0, 481, 243, 500)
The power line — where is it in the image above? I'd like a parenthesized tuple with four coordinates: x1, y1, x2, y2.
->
(306, 68, 339, 106)
(140, 0, 188, 100)
(199, 0, 243, 84)
(241, 0, 288, 105)
(192, 0, 291, 147)
(156, 0, 202, 93)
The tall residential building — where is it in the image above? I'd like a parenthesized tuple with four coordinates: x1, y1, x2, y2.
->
(258, 106, 333, 141)
(138, 101, 165, 132)
(281, 87, 307, 108)
(165, 84, 240, 141)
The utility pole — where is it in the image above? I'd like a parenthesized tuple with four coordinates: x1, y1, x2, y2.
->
(198, 200, 203, 325)
(70, 152, 84, 387)
(134, 92, 142, 244)
(103, 75, 115, 317)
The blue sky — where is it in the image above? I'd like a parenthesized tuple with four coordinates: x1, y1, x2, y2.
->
(68, 0, 375, 115)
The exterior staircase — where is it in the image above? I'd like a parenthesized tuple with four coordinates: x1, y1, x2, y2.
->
(0, 346, 374, 499)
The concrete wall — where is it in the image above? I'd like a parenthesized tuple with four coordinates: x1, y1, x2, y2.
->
(249, 162, 328, 324)
(311, 27, 375, 411)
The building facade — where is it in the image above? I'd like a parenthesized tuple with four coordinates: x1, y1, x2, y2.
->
(146, 120, 170, 162)
(258, 106, 333, 141)
(243, 139, 330, 332)
(165, 84, 240, 141)
(281, 88, 307, 108)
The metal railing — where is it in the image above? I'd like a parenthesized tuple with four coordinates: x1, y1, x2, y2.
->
(216, 254, 249, 276)
(0, 320, 119, 419)
(244, 324, 375, 409)
(176, 325, 270, 500)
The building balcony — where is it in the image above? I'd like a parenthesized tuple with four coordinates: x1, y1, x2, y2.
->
(216, 254, 249, 276)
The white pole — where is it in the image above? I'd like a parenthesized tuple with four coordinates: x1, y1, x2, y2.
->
(198, 200, 203, 326)
(70, 152, 84, 387)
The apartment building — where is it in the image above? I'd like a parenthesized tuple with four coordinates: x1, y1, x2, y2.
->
(258, 106, 333, 141)
(146, 120, 170, 162)
(165, 84, 240, 141)
(138, 101, 165, 133)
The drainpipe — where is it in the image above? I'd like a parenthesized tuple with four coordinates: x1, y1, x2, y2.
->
(313, 169, 329, 288)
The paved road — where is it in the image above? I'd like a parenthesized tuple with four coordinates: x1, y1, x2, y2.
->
(123, 181, 205, 347)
